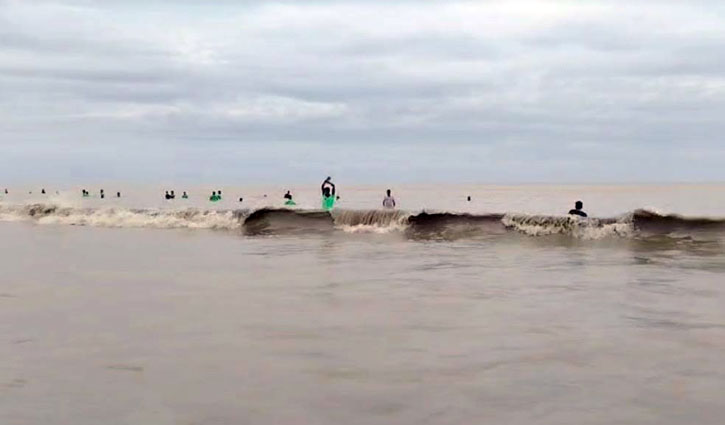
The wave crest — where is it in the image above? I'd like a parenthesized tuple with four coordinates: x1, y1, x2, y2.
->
(1, 204, 723, 240)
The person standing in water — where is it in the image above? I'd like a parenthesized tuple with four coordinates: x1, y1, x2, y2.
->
(321, 177, 336, 211)
(382, 189, 396, 209)
(568, 201, 588, 218)
(182, 191, 188, 199)
(284, 190, 296, 206)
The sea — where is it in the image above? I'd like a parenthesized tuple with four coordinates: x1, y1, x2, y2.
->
(1, 184, 724, 425)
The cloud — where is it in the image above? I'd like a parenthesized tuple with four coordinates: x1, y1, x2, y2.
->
(0, 0, 724, 182)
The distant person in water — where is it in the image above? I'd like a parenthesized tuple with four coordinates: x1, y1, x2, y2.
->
(321, 177, 336, 210)
(467, 196, 471, 202)
(284, 190, 295, 206)
(239, 197, 243, 202)
(165, 191, 171, 200)
(41, 188, 46, 194)
(217, 190, 222, 199)
(170, 190, 175, 199)
(100, 189, 105, 199)
(210, 191, 220, 202)
(568, 201, 587, 218)
(382, 189, 396, 209)
(117, 192, 121, 198)
(182, 191, 188, 199)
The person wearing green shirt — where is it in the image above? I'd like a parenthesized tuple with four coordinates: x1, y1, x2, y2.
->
(321, 177, 336, 211)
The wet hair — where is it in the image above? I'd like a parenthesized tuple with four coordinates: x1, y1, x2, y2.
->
(323, 187, 330, 197)
(467, 196, 471, 201)
(386, 189, 391, 196)
(575, 200, 583, 210)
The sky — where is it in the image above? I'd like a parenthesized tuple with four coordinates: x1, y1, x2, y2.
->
(1, 0, 724, 184)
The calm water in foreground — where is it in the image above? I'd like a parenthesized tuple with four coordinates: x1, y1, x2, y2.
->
(1, 184, 724, 424)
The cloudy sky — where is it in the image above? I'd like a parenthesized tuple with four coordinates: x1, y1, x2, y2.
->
(1, 0, 724, 184)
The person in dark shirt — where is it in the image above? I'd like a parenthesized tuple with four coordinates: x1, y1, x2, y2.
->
(568, 201, 587, 217)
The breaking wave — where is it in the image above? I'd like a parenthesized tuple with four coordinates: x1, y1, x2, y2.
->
(0, 204, 247, 230)
(1, 204, 724, 240)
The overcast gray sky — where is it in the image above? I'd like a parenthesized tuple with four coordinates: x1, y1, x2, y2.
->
(1, 0, 724, 184)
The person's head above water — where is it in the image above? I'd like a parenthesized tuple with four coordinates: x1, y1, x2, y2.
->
(575, 200, 583, 210)
(386, 189, 391, 196)
(322, 187, 330, 197)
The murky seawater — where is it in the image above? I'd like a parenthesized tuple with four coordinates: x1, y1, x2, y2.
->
(1, 185, 724, 424)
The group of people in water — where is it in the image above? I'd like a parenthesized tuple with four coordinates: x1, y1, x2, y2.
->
(81, 189, 120, 199)
(164, 190, 189, 200)
(3, 178, 588, 217)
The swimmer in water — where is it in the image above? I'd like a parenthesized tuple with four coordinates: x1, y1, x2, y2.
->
(117, 192, 121, 198)
(321, 177, 336, 210)
(100, 189, 105, 199)
(165, 191, 171, 200)
(239, 197, 243, 202)
(170, 190, 175, 199)
(284, 190, 295, 206)
(182, 191, 188, 199)
(41, 188, 46, 194)
(467, 196, 471, 202)
(568, 201, 588, 218)
(382, 189, 396, 209)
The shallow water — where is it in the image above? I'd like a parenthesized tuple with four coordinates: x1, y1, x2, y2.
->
(1, 185, 724, 424)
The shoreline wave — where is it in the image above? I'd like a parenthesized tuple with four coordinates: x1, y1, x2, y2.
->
(1, 203, 724, 240)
